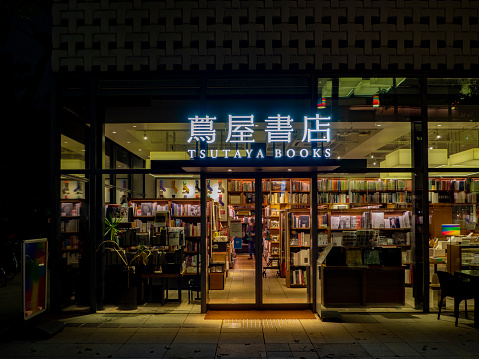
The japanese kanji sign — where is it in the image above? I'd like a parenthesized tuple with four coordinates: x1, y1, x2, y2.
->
(187, 116, 217, 143)
(186, 113, 332, 159)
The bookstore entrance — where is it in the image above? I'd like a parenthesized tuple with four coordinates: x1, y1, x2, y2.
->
(202, 172, 315, 310)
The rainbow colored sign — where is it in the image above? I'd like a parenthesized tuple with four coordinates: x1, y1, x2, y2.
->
(442, 224, 460, 236)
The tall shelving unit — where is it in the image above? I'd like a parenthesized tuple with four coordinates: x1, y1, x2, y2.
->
(127, 198, 204, 276)
(285, 209, 311, 287)
(60, 199, 87, 304)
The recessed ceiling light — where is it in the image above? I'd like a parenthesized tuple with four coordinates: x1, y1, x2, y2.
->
(127, 141, 130, 144)
(337, 156, 341, 159)
(288, 168, 292, 172)
(437, 124, 442, 127)
(64, 141, 68, 143)
(376, 124, 381, 127)
(373, 162, 376, 165)
(139, 149, 142, 151)
(133, 125, 136, 128)
(112, 131, 116, 134)
(436, 135, 441, 139)
(118, 165, 121, 168)
(227, 169, 232, 172)
(81, 149, 85, 152)
(429, 147, 433, 150)
(371, 155, 374, 158)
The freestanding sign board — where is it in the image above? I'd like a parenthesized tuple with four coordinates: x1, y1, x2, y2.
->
(23, 238, 48, 320)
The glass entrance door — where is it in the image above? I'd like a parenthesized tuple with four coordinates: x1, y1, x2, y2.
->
(207, 177, 256, 304)
(262, 178, 311, 304)
(206, 174, 312, 309)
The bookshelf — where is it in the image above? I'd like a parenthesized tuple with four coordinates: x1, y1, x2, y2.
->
(318, 178, 412, 206)
(60, 199, 87, 305)
(285, 209, 311, 287)
(124, 198, 205, 276)
(428, 178, 479, 204)
(447, 244, 479, 273)
(60, 199, 85, 260)
(263, 206, 283, 276)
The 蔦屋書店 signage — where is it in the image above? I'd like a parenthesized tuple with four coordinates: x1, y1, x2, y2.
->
(186, 114, 332, 160)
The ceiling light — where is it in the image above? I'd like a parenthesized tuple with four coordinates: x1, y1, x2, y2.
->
(429, 146, 433, 150)
(288, 168, 292, 172)
(436, 135, 441, 139)
(139, 149, 142, 151)
(337, 156, 341, 159)
(64, 141, 68, 143)
(113, 131, 116, 134)
(133, 125, 136, 128)
(227, 169, 232, 172)
(81, 149, 85, 152)
(373, 162, 376, 165)
(371, 155, 374, 158)
(437, 124, 442, 127)
(127, 141, 130, 144)
(376, 124, 381, 127)
(143, 131, 147, 140)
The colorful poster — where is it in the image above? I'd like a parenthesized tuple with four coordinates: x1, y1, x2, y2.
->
(23, 238, 48, 320)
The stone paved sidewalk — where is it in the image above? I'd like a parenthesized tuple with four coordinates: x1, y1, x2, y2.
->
(0, 311, 478, 358)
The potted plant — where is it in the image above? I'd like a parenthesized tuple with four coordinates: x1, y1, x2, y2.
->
(98, 215, 151, 310)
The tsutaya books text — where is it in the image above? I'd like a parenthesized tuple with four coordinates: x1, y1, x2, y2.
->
(186, 114, 332, 159)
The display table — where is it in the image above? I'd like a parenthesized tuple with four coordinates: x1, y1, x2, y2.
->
(321, 265, 405, 306)
(209, 262, 226, 290)
(142, 271, 184, 305)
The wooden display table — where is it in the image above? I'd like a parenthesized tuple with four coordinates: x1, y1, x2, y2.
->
(142, 271, 184, 305)
(321, 265, 405, 306)
(209, 262, 226, 290)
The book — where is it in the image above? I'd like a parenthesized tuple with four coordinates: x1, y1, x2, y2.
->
(61, 202, 74, 217)
(346, 248, 362, 266)
(141, 202, 153, 216)
(371, 212, 385, 228)
(363, 248, 381, 265)
(189, 205, 200, 216)
(154, 211, 168, 227)
(330, 216, 340, 229)
(168, 227, 184, 246)
(339, 216, 350, 229)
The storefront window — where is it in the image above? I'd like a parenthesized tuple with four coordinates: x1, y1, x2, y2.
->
(58, 174, 90, 309)
(428, 173, 479, 295)
(316, 173, 414, 310)
(317, 78, 419, 168)
(59, 99, 88, 170)
(428, 79, 479, 169)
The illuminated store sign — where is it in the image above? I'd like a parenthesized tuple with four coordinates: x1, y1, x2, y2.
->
(187, 114, 331, 159)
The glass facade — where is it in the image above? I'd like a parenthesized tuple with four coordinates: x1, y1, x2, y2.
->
(53, 75, 479, 314)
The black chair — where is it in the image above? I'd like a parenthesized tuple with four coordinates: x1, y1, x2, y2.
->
(437, 271, 475, 326)
(187, 278, 201, 304)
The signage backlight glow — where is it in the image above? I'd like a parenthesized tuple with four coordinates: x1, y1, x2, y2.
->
(187, 113, 332, 159)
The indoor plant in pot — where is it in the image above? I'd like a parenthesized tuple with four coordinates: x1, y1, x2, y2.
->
(99, 214, 151, 310)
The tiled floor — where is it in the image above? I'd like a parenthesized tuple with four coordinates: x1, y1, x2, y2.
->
(209, 254, 309, 304)
(0, 311, 477, 358)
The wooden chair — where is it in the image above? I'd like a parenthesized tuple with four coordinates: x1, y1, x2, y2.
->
(437, 271, 475, 326)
